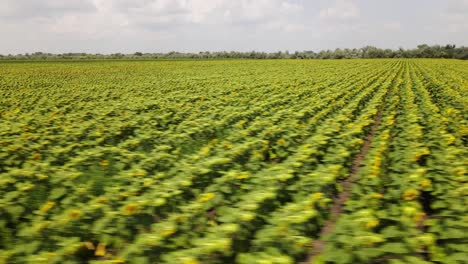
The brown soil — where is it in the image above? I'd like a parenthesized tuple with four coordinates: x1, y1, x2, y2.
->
(304, 110, 384, 264)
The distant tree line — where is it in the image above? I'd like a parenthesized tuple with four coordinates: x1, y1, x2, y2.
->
(1, 44, 467, 60)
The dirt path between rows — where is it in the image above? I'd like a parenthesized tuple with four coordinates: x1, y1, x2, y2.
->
(304, 109, 384, 264)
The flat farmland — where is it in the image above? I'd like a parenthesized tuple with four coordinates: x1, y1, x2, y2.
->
(0, 59, 467, 264)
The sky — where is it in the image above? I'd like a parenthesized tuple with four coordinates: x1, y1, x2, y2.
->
(0, 0, 467, 54)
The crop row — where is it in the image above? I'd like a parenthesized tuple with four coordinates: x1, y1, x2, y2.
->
(0, 59, 466, 264)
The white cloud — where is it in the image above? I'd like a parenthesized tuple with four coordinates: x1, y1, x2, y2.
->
(440, 0, 468, 33)
(8, 0, 306, 50)
(86, 0, 305, 28)
(383, 22, 402, 31)
(0, 0, 467, 53)
(263, 20, 306, 33)
(0, 0, 96, 19)
(446, 0, 468, 15)
(319, 0, 360, 20)
(441, 14, 468, 33)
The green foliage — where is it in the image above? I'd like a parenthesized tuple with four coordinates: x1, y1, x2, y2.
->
(1, 44, 467, 60)
(0, 59, 466, 263)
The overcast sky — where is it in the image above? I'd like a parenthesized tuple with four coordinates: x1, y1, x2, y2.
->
(0, 0, 467, 54)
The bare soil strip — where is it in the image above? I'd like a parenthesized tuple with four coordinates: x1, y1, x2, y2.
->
(304, 109, 384, 264)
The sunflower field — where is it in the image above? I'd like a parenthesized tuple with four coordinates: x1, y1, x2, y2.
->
(0, 59, 467, 264)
